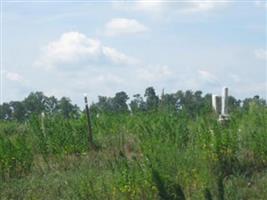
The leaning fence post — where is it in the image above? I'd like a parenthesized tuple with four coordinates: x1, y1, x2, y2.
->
(84, 94, 94, 149)
(41, 112, 46, 136)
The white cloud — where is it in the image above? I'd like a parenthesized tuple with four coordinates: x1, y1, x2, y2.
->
(134, 0, 164, 12)
(229, 74, 241, 83)
(102, 46, 136, 64)
(112, 0, 229, 14)
(6, 71, 24, 82)
(198, 69, 220, 85)
(112, 0, 163, 12)
(35, 31, 136, 70)
(184, 0, 229, 13)
(255, 48, 267, 60)
(137, 64, 172, 82)
(254, 0, 267, 8)
(105, 18, 148, 36)
(95, 73, 124, 84)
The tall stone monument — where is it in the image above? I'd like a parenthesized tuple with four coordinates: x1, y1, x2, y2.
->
(212, 87, 230, 122)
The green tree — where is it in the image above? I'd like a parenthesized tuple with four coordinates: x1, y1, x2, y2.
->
(243, 95, 266, 112)
(0, 103, 12, 120)
(228, 96, 241, 113)
(113, 91, 129, 113)
(57, 97, 80, 118)
(203, 93, 212, 113)
(9, 101, 26, 121)
(129, 94, 146, 113)
(160, 93, 177, 112)
(96, 96, 113, 113)
(183, 90, 195, 116)
(45, 96, 58, 114)
(23, 92, 47, 116)
(144, 87, 159, 111)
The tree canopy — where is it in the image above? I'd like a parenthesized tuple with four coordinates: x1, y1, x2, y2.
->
(0, 92, 80, 121)
(0, 87, 266, 121)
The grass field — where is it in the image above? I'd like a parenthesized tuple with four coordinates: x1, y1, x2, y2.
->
(0, 102, 266, 200)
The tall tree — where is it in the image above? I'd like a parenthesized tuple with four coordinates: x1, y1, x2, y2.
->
(9, 101, 26, 121)
(45, 96, 58, 114)
(228, 96, 241, 112)
(57, 97, 80, 118)
(242, 95, 266, 112)
(144, 87, 159, 111)
(97, 96, 113, 113)
(113, 91, 129, 113)
(0, 103, 12, 120)
(129, 94, 146, 113)
(23, 92, 47, 116)
(160, 93, 177, 112)
(183, 90, 195, 116)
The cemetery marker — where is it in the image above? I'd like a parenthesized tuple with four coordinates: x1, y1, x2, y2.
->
(212, 87, 230, 122)
(219, 87, 229, 122)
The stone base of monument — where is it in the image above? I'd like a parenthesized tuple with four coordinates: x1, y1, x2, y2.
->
(218, 114, 230, 126)
(219, 114, 229, 121)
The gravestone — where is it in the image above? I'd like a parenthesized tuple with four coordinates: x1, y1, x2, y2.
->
(212, 87, 230, 122)
(219, 87, 229, 121)
(212, 95, 221, 114)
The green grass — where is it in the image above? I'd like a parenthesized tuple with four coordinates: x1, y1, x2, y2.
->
(0, 103, 266, 199)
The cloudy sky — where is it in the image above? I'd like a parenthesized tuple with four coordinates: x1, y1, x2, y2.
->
(1, 0, 266, 106)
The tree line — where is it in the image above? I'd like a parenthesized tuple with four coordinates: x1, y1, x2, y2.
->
(0, 87, 266, 121)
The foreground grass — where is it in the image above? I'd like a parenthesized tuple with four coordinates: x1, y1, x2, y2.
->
(1, 154, 266, 200)
(0, 103, 266, 199)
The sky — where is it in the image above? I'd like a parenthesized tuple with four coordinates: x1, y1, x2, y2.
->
(1, 0, 267, 106)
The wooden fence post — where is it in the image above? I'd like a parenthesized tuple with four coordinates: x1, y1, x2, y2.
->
(84, 94, 94, 149)
(41, 112, 46, 136)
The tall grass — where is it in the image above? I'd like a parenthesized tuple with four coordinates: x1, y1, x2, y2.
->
(0, 103, 266, 199)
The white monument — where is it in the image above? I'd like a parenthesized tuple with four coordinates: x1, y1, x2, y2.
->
(219, 87, 229, 121)
(212, 87, 230, 121)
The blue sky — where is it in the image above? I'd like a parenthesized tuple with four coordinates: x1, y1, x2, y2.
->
(1, 0, 266, 106)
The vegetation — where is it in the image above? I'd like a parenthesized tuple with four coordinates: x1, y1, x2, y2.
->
(0, 87, 266, 199)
